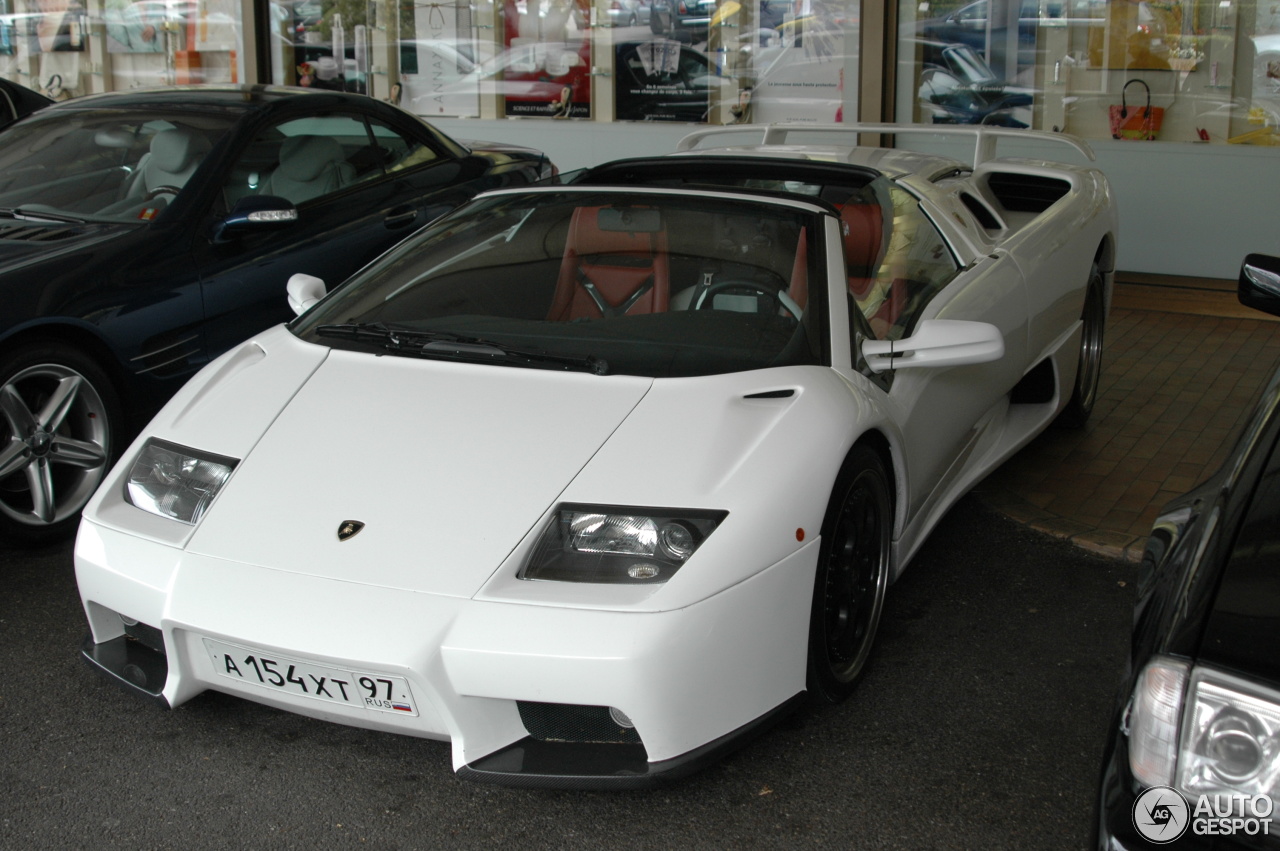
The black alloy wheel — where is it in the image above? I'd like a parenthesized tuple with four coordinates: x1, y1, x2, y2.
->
(0, 342, 120, 544)
(806, 444, 892, 703)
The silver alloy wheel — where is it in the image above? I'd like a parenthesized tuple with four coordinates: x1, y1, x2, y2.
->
(0, 362, 111, 527)
(1058, 266, 1106, 428)
(1074, 280, 1105, 415)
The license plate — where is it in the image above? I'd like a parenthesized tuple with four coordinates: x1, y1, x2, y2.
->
(202, 638, 418, 716)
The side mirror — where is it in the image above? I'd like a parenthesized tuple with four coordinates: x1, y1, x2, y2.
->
(287, 273, 326, 316)
(862, 319, 1004, 374)
(1238, 253, 1280, 318)
(213, 195, 298, 244)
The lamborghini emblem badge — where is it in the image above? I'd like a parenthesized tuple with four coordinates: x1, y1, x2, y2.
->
(337, 520, 365, 541)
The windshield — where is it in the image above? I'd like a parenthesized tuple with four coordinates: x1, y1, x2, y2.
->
(0, 109, 234, 223)
(293, 189, 829, 378)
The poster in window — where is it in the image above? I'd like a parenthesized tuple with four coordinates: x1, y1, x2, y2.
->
(500, 0, 591, 118)
(614, 39, 716, 122)
(28, 0, 86, 52)
(400, 1, 484, 117)
(104, 0, 164, 52)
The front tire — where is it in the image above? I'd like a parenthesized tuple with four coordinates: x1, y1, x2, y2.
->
(806, 444, 893, 704)
(1058, 263, 1106, 428)
(0, 342, 120, 545)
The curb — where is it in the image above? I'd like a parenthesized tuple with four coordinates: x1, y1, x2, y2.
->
(972, 484, 1147, 563)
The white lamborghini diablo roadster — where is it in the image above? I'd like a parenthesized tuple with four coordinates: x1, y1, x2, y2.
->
(75, 124, 1118, 788)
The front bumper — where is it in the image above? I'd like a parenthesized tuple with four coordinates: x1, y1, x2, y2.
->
(76, 519, 815, 788)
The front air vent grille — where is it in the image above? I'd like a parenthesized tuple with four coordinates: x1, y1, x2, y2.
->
(984, 173, 1071, 214)
(517, 701, 643, 745)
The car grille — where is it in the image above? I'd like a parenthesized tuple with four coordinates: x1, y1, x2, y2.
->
(517, 701, 643, 745)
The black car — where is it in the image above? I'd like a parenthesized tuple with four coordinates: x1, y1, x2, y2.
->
(0, 85, 553, 543)
(1094, 254, 1280, 848)
(0, 78, 53, 130)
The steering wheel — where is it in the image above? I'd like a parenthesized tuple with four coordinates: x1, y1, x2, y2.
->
(144, 185, 182, 200)
(694, 280, 803, 321)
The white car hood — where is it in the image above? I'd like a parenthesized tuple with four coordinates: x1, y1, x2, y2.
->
(185, 348, 653, 598)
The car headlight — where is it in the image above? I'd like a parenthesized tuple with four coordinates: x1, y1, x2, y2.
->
(125, 439, 238, 525)
(1128, 657, 1280, 811)
(519, 504, 727, 584)
(1180, 668, 1280, 804)
(1128, 657, 1189, 787)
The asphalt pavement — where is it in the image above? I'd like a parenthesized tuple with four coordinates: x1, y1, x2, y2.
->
(1, 496, 1136, 850)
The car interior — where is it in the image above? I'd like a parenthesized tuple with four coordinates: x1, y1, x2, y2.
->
(567, 157, 961, 341)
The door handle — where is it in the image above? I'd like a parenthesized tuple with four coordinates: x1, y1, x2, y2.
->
(384, 205, 418, 229)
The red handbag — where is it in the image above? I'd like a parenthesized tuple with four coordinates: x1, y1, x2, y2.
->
(1110, 79, 1164, 140)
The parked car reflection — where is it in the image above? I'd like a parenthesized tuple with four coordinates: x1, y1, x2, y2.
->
(916, 40, 1032, 126)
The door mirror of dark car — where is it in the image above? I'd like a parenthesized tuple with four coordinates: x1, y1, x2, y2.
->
(287, 273, 326, 316)
(1239, 253, 1280, 318)
(213, 195, 299, 244)
(862, 319, 1004, 373)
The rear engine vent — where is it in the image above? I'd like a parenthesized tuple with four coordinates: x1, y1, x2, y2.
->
(517, 701, 642, 745)
(984, 173, 1071, 214)
(960, 193, 1003, 230)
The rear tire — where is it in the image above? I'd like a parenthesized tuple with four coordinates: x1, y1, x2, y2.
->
(806, 444, 893, 704)
(0, 342, 120, 545)
(1058, 263, 1105, 428)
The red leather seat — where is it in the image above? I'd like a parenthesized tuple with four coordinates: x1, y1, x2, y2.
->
(547, 206, 670, 321)
(839, 201, 905, 334)
(840, 202, 884, 300)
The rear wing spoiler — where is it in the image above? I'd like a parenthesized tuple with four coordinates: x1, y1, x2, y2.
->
(676, 124, 1096, 168)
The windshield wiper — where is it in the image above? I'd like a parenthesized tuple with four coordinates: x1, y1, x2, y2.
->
(315, 322, 609, 375)
(0, 207, 86, 225)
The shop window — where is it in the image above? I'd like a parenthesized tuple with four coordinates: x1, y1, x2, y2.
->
(0, 0, 242, 98)
(901, 0, 1280, 146)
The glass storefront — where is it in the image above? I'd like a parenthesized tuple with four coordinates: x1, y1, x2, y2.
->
(0, 0, 243, 97)
(1, 0, 1276, 147)
(262, 0, 861, 124)
(899, 0, 1280, 145)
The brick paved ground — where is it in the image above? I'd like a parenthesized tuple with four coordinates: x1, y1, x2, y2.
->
(975, 300, 1280, 561)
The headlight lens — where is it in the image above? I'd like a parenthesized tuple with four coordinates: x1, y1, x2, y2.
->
(1179, 668, 1280, 805)
(519, 504, 727, 584)
(1128, 657, 1280, 815)
(125, 439, 238, 525)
